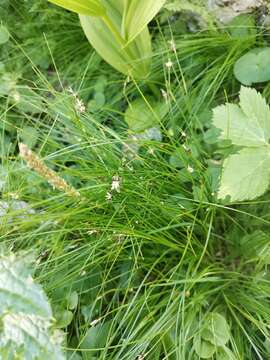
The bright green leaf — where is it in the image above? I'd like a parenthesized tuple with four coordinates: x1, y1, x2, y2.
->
(55, 309, 73, 328)
(80, 320, 112, 351)
(216, 346, 237, 360)
(123, 0, 166, 43)
(218, 147, 270, 201)
(125, 98, 168, 132)
(67, 291, 79, 310)
(239, 86, 270, 141)
(213, 102, 268, 147)
(79, 11, 151, 78)
(234, 48, 270, 85)
(0, 25, 9, 45)
(193, 333, 216, 359)
(228, 14, 256, 39)
(48, 0, 106, 16)
(202, 313, 230, 347)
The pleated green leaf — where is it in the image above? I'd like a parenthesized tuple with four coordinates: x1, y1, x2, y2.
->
(48, 0, 106, 16)
(79, 0, 152, 78)
(123, 0, 166, 43)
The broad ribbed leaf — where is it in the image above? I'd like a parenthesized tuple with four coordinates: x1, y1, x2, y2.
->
(48, 0, 106, 16)
(123, 0, 166, 43)
(0, 254, 51, 318)
(218, 147, 270, 201)
(0, 314, 64, 360)
(79, 0, 152, 78)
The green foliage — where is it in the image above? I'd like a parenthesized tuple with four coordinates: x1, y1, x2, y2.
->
(234, 48, 270, 85)
(213, 86, 270, 201)
(48, 0, 106, 16)
(124, 98, 168, 133)
(48, 0, 166, 78)
(2, 2, 270, 359)
(0, 253, 64, 359)
(194, 312, 230, 359)
(0, 25, 9, 45)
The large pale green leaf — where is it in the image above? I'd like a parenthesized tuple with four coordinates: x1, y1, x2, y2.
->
(213, 92, 270, 147)
(218, 147, 270, 201)
(0, 254, 51, 318)
(123, 0, 166, 43)
(239, 86, 270, 141)
(125, 98, 168, 132)
(213, 103, 265, 146)
(79, 8, 152, 78)
(234, 48, 270, 85)
(0, 314, 64, 360)
(201, 313, 230, 347)
(48, 0, 106, 16)
(193, 333, 216, 359)
(0, 253, 64, 359)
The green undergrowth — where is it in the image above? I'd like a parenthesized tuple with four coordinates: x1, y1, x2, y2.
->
(1, 2, 270, 359)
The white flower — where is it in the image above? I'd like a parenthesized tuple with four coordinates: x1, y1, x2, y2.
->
(111, 175, 121, 193)
(90, 318, 101, 327)
(161, 88, 169, 103)
(106, 191, 113, 201)
(165, 59, 173, 69)
(181, 131, 187, 137)
(182, 144, 189, 152)
(187, 165, 194, 173)
(75, 98, 86, 113)
(168, 39, 176, 53)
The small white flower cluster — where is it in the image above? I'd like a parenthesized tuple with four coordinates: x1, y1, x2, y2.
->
(106, 175, 121, 201)
(168, 39, 176, 53)
(165, 58, 173, 69)
(67, 86, 86, 113)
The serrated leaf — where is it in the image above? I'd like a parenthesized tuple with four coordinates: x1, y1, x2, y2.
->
(48, 0, 106, 16)
(213, 101, 268, 147)
(202, 313, 230, 347)
(193, 333, 216, 359)
(123, 0, 166, 43)
(234, 48, 270, 85)
(0, 313, 64, 360)
(0, 254, 51, 318)
(0, 253, 64, 359)
(218, 147, 270, 201)
(239, 86, 270, 142)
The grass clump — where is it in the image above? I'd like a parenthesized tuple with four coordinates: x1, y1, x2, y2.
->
(1, 1, 270, 359)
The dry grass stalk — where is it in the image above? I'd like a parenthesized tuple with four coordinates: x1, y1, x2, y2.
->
(19, 143, 80, 198)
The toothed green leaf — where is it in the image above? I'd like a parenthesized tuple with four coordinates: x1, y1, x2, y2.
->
(218, 147, 270, 201)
